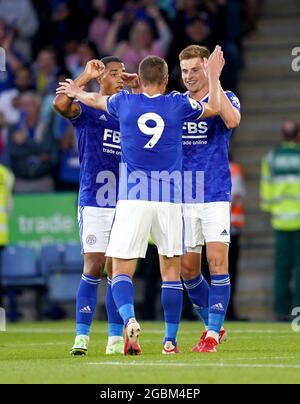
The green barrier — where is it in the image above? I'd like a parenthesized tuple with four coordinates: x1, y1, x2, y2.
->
(8, 193, 79, 247)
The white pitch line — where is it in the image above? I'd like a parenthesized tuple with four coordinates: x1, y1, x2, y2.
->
(1, 342, 66, 347)
(87, 361, 300, 369)
(3, 328, 74, 333)
(228, 330, 294, 334)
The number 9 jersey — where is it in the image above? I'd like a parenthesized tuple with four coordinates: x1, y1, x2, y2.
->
(106, 91, 204, 203)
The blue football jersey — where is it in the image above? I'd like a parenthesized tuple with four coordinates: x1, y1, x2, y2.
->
(106, 91, 203, 203)
(70, 101, 121, 208)
(182, 91, 241, 203)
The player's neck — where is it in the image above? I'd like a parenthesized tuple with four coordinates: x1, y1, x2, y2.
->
(142, 85, 163, 96)
(188, 84, 209, 101)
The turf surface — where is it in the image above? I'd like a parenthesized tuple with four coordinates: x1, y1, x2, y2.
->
(1, 321, 300, 384)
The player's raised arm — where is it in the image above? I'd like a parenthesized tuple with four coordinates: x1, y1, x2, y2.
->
(53, 60, 104, 118)
(219, 87, 241, 129)
(200, 46, 224, 119)
(56, 60, 109, 110)
(56, 78, 109, 111)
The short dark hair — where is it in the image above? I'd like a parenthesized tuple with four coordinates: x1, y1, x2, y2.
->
(139, 56, 168, 86)
(101, 56, 123, 66)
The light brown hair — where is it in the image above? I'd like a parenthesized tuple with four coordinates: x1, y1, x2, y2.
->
(179, 45, 210, 61)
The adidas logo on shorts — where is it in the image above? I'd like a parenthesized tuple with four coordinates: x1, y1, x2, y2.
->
(220, 229, 228, 235)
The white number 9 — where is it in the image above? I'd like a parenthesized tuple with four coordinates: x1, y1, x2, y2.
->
(137, 112, 165, 149)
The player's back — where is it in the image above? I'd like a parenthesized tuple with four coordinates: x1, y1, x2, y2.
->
(107, 91, 203, 203)
(117, 93, 185, 172)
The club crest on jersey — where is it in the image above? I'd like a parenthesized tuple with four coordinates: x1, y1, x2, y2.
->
(86, 234, 97, 245)
(188, 97, 201, 110)
(230, 95, 240, 109)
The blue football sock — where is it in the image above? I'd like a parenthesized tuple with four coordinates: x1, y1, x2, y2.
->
(161, 281, 183, 344)
(111, 274, 135, 326)
(183, 273, 209, 327)
(208, 274, 231, 333)
(76, 274, 100, 336)
(106, 277, 124, 337)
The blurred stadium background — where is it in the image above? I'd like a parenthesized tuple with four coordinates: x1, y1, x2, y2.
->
(0, 0, 299, 324)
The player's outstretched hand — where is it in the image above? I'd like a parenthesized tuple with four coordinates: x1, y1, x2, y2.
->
(122, 72, 140, 89)
(84, 59, 106, 79)
(56, 79, 81, 98)
(206, 45, 225, 78)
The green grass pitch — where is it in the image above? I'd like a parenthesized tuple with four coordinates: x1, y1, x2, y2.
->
(1, 321, 300, 384)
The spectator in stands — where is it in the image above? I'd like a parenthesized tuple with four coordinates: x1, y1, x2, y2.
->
(40, 69, 79, 191)
(50, 0, 72, 53)
(64, 39, 80, 73)
(168, 15, 213, 90)
(0, 163, 15, 307)
(7, 92, 57, 193)
(32, 48, 58, 96)
(102, 0, 142, 53)
(182, 15, 213, 50)
(0, 67, 34, 127)
(260, 119, 300, 321)
(88, 0, 111, 56)
(0, 18, 24, 93)
(176, 0, 205, 22)
(66, 40, 99, 92)
(0, 0, 38, 62)
(105, 6, 172, 72)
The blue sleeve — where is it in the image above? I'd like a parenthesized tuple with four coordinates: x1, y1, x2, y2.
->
(69, 101, 87, 127)
(182, 94, 204, 121)
(106, 91, 127, 119)
(225, 91, 241, 111)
